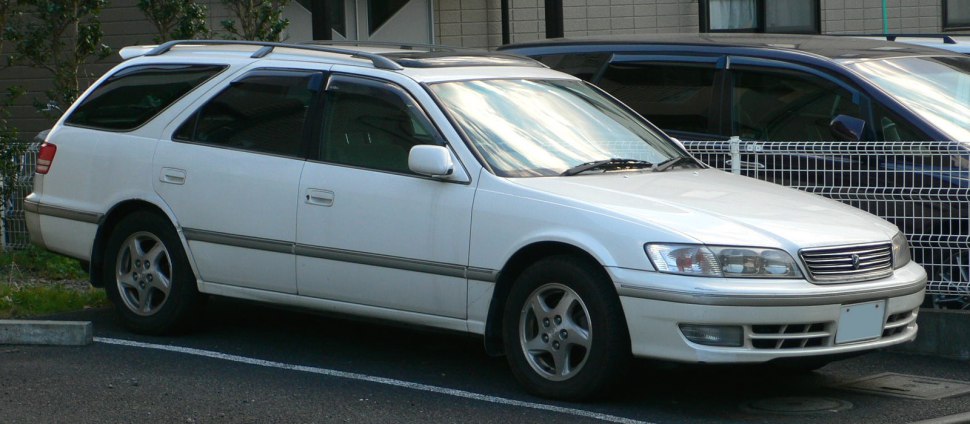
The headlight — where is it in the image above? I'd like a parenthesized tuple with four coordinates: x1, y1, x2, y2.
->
(645, 243, 802, 278)
(892, 232, 912, 269)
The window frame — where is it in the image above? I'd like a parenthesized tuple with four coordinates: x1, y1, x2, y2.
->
(944, 0, 970, 31)
(65, 63, 227, 133)
(698, 0, 821, 34)
(171, 67, 325, 159)
(315, 73, 447, 175)
(595, 54, 727, 140)
(724, 56, 875, 141)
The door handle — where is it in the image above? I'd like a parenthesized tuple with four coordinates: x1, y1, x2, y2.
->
(305, 189, 334, 207)
(160, 167, 186, 185)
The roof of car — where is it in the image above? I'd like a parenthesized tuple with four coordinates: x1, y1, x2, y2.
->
(500, 33, 963, 60)
(122, 40, 545, 69)
(118, 39, 566, 84)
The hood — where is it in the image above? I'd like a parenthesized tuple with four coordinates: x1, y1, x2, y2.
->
(512, 169, 898, 250)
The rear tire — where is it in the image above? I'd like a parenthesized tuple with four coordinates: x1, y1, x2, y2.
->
(502, 255, 630, 400)
(103, 211, 202, 334)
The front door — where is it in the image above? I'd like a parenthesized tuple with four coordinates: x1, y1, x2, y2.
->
(330, 0, 432, 43)
(295, 73, 474, 318)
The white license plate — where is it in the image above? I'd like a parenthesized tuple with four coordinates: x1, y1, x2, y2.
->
(835, 300, 886, 344)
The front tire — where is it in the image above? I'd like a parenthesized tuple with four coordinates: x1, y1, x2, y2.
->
(503, 255, 630, 400)
(103, 211, 202, 334)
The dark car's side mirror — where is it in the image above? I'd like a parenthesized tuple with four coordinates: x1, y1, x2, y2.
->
(830, 115, 866, 142)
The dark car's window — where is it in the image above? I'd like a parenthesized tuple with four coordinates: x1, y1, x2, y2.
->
(873, 104, 927, 142)
(174, 69, 322, 157)
(66, 64, 225, 131)
(535, 53, 610, 81)
(598, 62, 718, 136)
(731, 67, 864, 141)
(318, 75, 441, 173)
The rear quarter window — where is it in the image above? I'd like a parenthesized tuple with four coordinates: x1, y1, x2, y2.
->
(65, 64, 226, 131)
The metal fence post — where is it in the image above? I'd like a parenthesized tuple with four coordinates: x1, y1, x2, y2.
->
(729, 136, 741, 175)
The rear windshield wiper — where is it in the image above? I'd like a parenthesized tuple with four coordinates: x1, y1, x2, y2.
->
(651, 156, 696, 173)
(561, 158, 654, 176)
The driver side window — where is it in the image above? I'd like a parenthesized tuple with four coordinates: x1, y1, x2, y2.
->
(731, 67, 864, 141)
(317, 75, 441, 173)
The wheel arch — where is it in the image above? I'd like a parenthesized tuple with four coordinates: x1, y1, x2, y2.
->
(482, 241, 615, 356)
(90, 199, 189, 287)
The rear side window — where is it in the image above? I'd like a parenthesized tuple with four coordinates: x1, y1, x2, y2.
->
(598, 62, 718, 136)
(65, 64, 225, 131)
(174, 69, 323, 157)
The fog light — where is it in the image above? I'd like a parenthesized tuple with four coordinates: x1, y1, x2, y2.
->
(679, 324, 743, 347)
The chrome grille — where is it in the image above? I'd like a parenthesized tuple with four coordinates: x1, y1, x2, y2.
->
(744, 310, 918, 350)
(750, 323, 831, 349)
(800, 243, 894, 283)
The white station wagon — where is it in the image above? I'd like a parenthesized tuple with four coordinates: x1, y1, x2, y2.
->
(25, 41, 926, 400)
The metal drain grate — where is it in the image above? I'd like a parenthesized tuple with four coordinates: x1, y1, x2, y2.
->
(839, 373, 970, 400)
(740, 397, 853, 415)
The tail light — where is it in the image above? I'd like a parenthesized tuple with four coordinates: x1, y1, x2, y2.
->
(36, 143, 57, 175)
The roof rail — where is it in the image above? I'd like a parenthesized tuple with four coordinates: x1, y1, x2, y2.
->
(301, 40, 462, 53)
(844, 33, 963, 44)
(143, 39, 405, 70)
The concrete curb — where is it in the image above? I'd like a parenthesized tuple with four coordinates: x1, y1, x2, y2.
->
(0, 320, 93, 346)
(890, 308, 970, 360)
(909, 411, 970, 424)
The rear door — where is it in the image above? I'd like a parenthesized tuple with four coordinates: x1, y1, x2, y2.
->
(155, 68, 325, 294)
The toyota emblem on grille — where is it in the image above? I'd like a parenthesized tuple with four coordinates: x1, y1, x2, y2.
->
(851, 254, 861, 270)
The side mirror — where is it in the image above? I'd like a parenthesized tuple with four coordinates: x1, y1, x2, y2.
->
(669, 137, 686, 150)
(830, 115, 866, 142)
(409, 145, 454, 177)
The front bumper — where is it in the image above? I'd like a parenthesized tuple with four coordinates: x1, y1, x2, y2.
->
(611, 261, 926, 363)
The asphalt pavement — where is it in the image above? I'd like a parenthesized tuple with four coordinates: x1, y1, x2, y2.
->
(3, 297, 970, 424)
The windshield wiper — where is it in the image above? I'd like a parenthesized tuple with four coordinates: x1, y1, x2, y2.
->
(561, 158, 654, 176)
(651, 156, 696, 173)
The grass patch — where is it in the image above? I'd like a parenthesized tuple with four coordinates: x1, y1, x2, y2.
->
(0, 284, 108, 319)
(0, 245, 88, 280)
(0, 246, 109, 318)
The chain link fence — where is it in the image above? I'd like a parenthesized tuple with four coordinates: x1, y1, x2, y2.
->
(4, 141, 39, 251)
(683, 138, 969, 307)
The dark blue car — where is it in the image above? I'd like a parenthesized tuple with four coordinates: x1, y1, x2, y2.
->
(502, 34, 970, 308)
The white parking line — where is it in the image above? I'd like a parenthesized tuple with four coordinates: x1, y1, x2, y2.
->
(95, 337, 651, 424)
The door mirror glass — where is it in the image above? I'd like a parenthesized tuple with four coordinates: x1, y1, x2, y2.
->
(830, 114, 866, 142)
(409, 145, 454, 177)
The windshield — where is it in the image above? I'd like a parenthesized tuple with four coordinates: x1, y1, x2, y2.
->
(843, 56, 970, 141)
(428, 79, 683, 177)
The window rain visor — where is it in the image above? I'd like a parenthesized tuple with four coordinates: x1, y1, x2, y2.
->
(429, 79, 684, 177)
(844, 56, 970, 142)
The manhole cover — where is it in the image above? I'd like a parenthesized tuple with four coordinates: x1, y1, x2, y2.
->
(840, 373, 970, 400)
(740, 397, 853, 415)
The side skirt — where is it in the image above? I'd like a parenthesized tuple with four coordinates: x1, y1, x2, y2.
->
(197, 280, 475, 334)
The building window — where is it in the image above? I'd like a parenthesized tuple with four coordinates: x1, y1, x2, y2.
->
(945, 0, 970, 30)
(700, 0, 820, 34)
